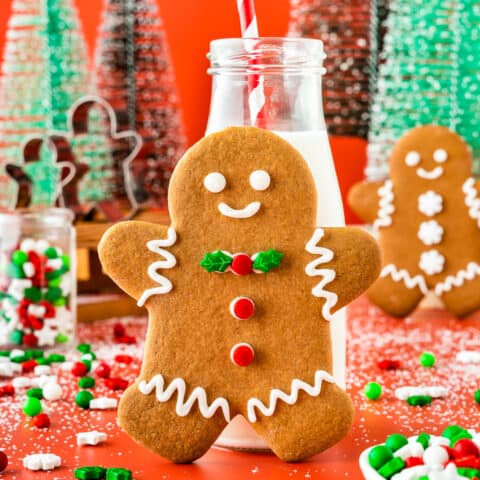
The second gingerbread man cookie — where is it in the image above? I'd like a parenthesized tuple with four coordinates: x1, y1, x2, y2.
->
(99, 127, 380, 462)
(349, 125, 480, 318)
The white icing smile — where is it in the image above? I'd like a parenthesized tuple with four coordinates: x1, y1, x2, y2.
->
(416, 166, 443, 179)
(218, 201, 261, 219)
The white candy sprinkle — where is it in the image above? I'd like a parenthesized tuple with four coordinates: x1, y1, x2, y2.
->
(46, 258, 63, 270)
(23, 453, 61, 471)
(456, 350, 480, 363)
(76, 431, 107, 446)
(34, 239, 50, 254)
(33, 365, 51, 376)
(81, 353, 95, 362)
(42, 383, 63, 401)
(27, 304, 46, 317)
(20, 238, 36, 252)
(12, 376, 34, 388)
(423, 445, 449, 466)
(89, 397, 118, 410)
(10, 349, 24, 359)
(0, 362, 21, 377)
(394, 441, 425, 460)
(22, 261, 35, 278)
(33, 375, 58, 388)
(395, 386, 449, 400)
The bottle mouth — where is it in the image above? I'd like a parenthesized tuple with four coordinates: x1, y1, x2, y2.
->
(208, 37, 326, 75)
(0, 207, 74, 229)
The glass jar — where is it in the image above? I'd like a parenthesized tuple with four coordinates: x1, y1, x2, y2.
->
(0, 208, 76, 349)
(207, 37, 346, 450)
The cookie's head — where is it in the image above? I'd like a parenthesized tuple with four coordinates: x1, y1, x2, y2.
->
(389, 126, 472, 184)
(168, 127, 317, 247)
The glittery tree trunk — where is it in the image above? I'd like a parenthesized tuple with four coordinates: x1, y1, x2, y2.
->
(95, 0, 187, 206)
(367, 0, 480, 180)
(0, 0, 114, 208)
(287, 0, 389, 139)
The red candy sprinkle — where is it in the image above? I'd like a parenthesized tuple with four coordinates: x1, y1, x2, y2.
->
(0, 385, 15, 397)
(230, 343, 255, 367)
(230, 254, 253, 276)
(21, 359, 38, 373)
(114, 354, 133, 364)
(405, 457, 423, 468)
(230, 297, 255, 320)
(104, 377, 129, 391)
(33, 413, 50, 429)
(377, 359, 400, 370)
(71, 361, 88, 377)
(453, 439, 480, 459)
(454, 455, 480, 469)
(114, 335, 136, 345)
(23, 333, 38, 347)
(441, 446, 454, 459)
(113, 323, 126, 338)
(95, 362, 111, 378)
(0, 451, 7, 472)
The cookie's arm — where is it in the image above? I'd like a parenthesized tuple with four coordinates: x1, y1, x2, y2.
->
(98, 221, 176, 305)
(347, 180, 385, 224)
(305, 227, 381, 319)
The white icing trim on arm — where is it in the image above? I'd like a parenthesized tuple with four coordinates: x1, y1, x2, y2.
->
(305, 228, 338, 321)
(380, 264, 429, 295)
(373, 180, 394, 232)
(463, 177, 480, 227)
(137, 227, 177, 307)
(139, 374, 230, 422)
(246, 370, 335, 423)
(434, 262, 480, 296)
(218, 201, 261, 219)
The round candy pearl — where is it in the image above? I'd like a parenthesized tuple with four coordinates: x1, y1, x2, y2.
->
(229, 297, 255, 320)
(95, 362, 111, 379)
(0, 451, 8, 472)
(364, 382, 382, 400)
(230, 343, 255, 367)
(43, 383, 62, 401)
(71, 362, 88, 377)
(33, 413, 50, 429)
(423, 445, 449, 466)
(452, 438, 479, 459)
(11, 250, 28, 266)
(419, 352, 435, 368)
(75, 390, 93, 409)
(230, 254, 253, 276)
(368, 445, 393, 469)
(23, 397, 42, 417)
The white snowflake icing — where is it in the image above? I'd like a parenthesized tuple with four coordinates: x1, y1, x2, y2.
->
(417, 220, 444, 246)
(418, 191, 443, 217)
(419, 249, 445, 275)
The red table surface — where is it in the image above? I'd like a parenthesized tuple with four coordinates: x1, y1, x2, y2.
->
(1, 297, 480, 479)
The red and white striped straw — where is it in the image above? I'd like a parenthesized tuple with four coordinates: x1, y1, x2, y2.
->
(236, 0, 266, 127)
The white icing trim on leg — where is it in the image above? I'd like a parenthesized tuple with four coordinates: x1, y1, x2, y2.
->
(138, 374, 230, 422)
(305, 229, 338, 321)
(380, 264, 429, 295)
(373, 180, 394, 232)
(247, 370, 335, 423)
(463, 178, 480, 227)
(434, 262, 480, 296)
(137, 227, 177, 307)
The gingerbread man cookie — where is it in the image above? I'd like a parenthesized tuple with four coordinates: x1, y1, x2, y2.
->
(99, 127, 381, 462)
(349, 125, 480, 318)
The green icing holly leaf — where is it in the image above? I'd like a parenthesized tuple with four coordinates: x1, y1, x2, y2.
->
(200, 251, 232, 273)
(253, 249, 283, 272)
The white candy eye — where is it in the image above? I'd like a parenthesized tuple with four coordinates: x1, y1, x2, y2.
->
(433, 149, 448, 163)
(405, 151, 421, 167)
(249, 170, 271, 191)
(204, 172, 226, 193)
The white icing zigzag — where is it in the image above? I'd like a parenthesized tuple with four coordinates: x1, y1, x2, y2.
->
(373, 180, 394, 232)
(434, 262, 480, 296)
(246, 370, 335, 423)
(139, 374, 231, 422)
(463, 177, 480, 227)
(305, 228, 338, 321)
(137, 227, 177, 307)
(380, 264, 428, 295)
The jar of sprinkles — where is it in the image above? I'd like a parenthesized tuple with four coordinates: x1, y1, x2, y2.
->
(0, 208, 76, 348)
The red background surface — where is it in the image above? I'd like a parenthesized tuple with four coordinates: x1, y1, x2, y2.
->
(0, 0, 366, 222)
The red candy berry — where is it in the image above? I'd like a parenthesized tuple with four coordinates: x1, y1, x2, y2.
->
(453, 439, 480, 459)
(230, 254, 253, 276)
(21, 359, 38, 373)
(95, 362, 111, 379)
(114, 335, 136, 345)
(0, 451, 7, 472)
(0, 385, 14, 397)
(230, 297, 255, 320)
(454, 455, 480, 469)
(377, 359, 400, 370)
(23, 333, 38, 347)
(230, 343, 255, 367)
(405, 457, 423, 468)
(104, 377, 129, 391)
(114, 354, 133, 364)
(71, 361, 88, 377)
(33, 413, 50, 429)
(113, 323, 126, 338)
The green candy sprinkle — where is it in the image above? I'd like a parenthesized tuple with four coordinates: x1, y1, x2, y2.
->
(368, 445, 393, 470)
(10, 355, 26, 363)
(74, 466, 107, 480)
(378, 457, 405, 478)
(44, 246, 58, 259)
(416, 433, 430, 449)
(24, 287, 42, 302)
(44, 287, 62, 302)
(451, 430, 473, 447)
(78, 376, 95, 389)
(11, 250, 28, 265)
(23, 397, 42, 416)
(81, 359, 92, 372)
(36, 357, 51, 365)
(48, 277, 62, 288)
(0, 351, 10, 357)
(6, 263, 24, 279)
(61, 255, 70, 269)
(48, 353, 65, 363)
(106, 468, 132, 480)
(77, 343, 91, 354)
(456, 467, 480, 479)
(407, 395, 432, 406)
(9, 330, 23, 345)
(26, 388, 43, 399)
(474, 389, 480, 404)
(75, 390, 94, 409)
(385, 434, 408, 452)
(81, 352, 96, 361)
(55, 333, 69, 344)
(419, 352, 435, 368)
(442, 425, 466, 440)
(364, 382, 382, 400)
(26, 349, 43, 359)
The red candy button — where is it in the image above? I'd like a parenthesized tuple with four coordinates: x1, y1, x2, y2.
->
(453, 439, 480, 459)
(95, 362, 111, 379)
(230, 297, 255, 320)
(71, 361, 88, 377)
(33, 413, 50, 429)
(230, 254, 253, 276)
(405, 457, 423, 468)
(230, 343, 254, 367)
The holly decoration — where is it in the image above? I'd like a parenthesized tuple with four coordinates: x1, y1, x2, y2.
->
(200, 249, 283, 274)
(200, 251, 232, 273)
(253, 249, 283, 273)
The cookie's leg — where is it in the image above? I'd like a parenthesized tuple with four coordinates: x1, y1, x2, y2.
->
(439, 276, 480, 318)
(118, 384, 227, 463)
(249, 382, 354, 462)
(367, 275, 424, 317)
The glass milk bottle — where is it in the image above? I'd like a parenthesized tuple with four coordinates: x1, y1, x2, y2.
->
(206, 37, 346, 450)
(0, 208, 76, 349)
